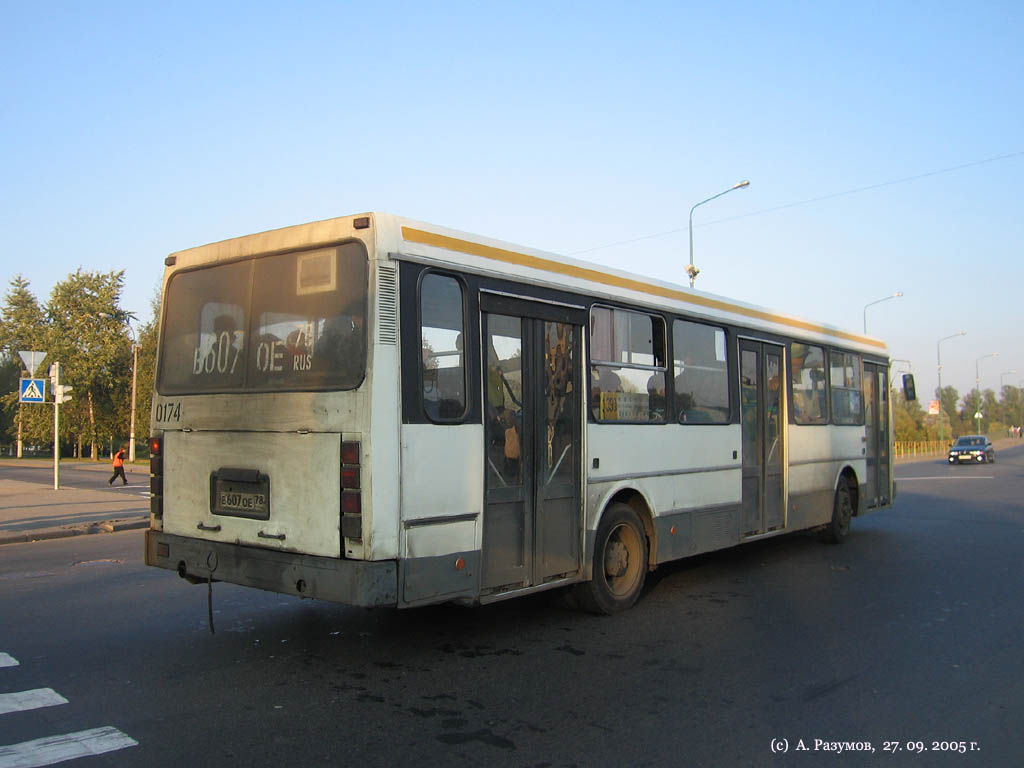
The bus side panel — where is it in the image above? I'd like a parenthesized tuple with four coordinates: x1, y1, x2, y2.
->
(788, 425, 866, 528)
(586, 423, 742, 563)
(364, 262, 401, 562)
(163, 431, 342, 558)
(399, 423, 483, 604)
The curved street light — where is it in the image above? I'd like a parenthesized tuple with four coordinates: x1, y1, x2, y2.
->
(863, 291, 904, 334)
(974, 352, 999, 434)
(687, 180, 750, 288)
(936, 331, 966, 444)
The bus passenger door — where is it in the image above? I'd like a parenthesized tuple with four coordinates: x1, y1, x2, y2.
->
(740, 340, 785, 536)
(481, 299, 583, 593)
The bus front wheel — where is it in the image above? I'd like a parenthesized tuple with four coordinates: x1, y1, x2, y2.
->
(574, 503, 648, 614)
(823, 484, 853, 544)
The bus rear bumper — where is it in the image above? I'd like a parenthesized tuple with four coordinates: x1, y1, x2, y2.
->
(145, 530, 398, 607)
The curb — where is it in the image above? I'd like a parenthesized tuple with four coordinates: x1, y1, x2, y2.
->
(0, 517, 149, 547)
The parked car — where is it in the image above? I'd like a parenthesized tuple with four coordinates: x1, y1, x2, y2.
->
(948, 435, 995, 464)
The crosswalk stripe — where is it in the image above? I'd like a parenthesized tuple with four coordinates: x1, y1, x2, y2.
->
(0, 654, 17, 669)
(0, 726, 137, 768)
(0, 689, 68, 716)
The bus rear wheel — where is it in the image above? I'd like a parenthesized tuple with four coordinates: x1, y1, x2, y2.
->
(823, 483, 853, 544)
(574, 503, 648, 614)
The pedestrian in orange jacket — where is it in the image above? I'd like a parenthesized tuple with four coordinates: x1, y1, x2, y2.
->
(109, 446, 127, 486)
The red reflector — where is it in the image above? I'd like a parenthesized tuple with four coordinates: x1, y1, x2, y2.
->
(341, 441, 360, 465)
(341, 466, 360, 490)
(341, 492, 361, 516)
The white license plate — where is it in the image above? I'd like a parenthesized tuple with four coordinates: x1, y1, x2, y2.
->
(212, 471, 271, 519)
(218, 491, 267, 513)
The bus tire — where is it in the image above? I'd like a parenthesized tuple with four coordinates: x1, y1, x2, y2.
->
(574, 503, 648, 614)
(823, 483, 853, 544)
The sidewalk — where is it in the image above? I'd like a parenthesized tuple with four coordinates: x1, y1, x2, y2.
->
(0, 460, 150, 546)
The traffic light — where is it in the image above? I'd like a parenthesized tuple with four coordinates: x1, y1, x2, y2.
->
(55, 384, 74, 404)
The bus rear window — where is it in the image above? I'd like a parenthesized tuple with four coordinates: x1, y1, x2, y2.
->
(158, 242, 368, 394)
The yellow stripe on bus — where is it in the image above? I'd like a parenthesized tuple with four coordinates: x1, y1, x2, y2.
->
(402, 227, 885, 349)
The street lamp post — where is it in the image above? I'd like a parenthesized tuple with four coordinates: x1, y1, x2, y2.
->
(974, 352, 998, 434)
(128, 330, 138, 463)
(863, 292, 904, 334)
(99, 312, 139, 463)
(686, 180, 750, 288)
(936, 331, 966, 444)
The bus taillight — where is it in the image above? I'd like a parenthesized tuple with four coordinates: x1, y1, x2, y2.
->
(341, 441, 359, 466)
(341, 441, 361, 541)
(341, 466, 360, 489)
(341, 492, 361, 517)
(149, 435, 163, 520)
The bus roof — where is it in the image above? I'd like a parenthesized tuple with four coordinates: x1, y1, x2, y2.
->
(384, 214, 886, 355)
(166, 211, 887, 356)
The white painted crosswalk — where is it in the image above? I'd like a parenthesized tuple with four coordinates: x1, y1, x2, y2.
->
(0, 688, 67, 716)
(0, 653, 137, 767)
(0, 727, 138, 768)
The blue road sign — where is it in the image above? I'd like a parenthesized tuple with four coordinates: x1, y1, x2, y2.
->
(19, 378, 46, 403)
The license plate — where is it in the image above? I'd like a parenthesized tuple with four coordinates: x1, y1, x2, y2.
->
(211, 469, 270, 520)
(218, 490, 267, 514)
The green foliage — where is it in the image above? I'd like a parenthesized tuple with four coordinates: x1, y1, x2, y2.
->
(0, 270, 155, 455)
(895, 382, 1024, 443)
(892, 391, 926, 441)
(132, 284, 162, 442)
(0, 276, 52, 444)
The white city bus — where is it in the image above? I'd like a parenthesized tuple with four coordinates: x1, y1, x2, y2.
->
(145, 213, 899, 614)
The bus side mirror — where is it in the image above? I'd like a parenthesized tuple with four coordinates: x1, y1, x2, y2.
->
(902, 373, 917, 401)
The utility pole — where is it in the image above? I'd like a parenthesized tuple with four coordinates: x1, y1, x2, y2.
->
(52, 362, 61, 490)
(48, 361, 74, 489)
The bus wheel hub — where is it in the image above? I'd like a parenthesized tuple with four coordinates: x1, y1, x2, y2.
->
(605, 541, 629, 577)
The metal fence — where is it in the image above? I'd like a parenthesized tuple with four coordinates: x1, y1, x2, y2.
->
(894, 441, 949, 459)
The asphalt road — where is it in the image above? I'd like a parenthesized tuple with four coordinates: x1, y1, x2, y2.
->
(2, 447, 1022, 767)
(0, 460, 147, 492)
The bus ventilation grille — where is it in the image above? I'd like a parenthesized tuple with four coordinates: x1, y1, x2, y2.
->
(377, 263, 398, 344)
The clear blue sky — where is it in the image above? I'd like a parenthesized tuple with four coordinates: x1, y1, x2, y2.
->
(3, 1, 1021, 404)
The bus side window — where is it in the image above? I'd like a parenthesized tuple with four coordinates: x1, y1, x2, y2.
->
(672, 319, 729, 424)
(829, 350, 863, 425)
(420, 273, 467, 421)
(791, 343, 827, 424)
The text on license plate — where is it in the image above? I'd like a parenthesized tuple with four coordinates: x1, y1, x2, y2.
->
(218, 491, 267, 512)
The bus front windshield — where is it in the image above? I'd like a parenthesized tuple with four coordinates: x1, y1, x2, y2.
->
(158, 242, 368, 394)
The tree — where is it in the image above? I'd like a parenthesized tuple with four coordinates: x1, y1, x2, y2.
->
(1001, 386, 1024, 429)
(936, 385, 962, 439)
(130, 284, 162, 446)
(45, 269, 128, 459)
(893, 390, 926, 441)
(0, 276, 50, 451)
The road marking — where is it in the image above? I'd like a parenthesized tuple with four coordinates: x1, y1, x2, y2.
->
(899, 476, 994, 480)
(0, 727, 137, 767)
(0, 688, 68, 715)
(0, 654, 17, 668)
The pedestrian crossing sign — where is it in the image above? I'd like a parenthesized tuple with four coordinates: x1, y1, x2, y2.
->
(19, 378, 46, 403)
